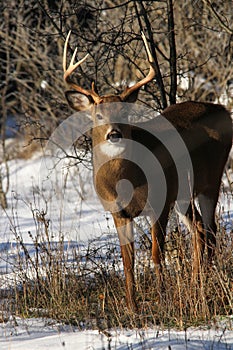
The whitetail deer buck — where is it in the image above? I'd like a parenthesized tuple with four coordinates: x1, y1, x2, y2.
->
(63, 31, 232, 311)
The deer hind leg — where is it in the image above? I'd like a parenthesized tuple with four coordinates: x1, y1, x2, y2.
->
(176, 203, 205, 277)
(198, 193, 218, 262)
(113, 216, 137, 312)
(185, 203, 205, 276)
(151, 211, 169, 284)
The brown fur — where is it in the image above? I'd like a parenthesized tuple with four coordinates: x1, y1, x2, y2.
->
(63, 34, 232, 311)
(162, 101, 226, 129)
(66, 94, 232, 311)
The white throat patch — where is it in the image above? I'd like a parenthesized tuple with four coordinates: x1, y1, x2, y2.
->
(99, 141, 126, 158)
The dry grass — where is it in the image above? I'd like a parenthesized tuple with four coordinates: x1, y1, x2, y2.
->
(1, 203, 232, 331)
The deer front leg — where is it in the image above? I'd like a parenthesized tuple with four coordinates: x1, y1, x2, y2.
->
(113, 216, 137, 312)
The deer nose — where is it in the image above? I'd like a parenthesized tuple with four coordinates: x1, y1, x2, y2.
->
(107, 130, 123, 143)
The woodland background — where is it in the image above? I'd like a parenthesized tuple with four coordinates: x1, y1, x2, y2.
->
(1, 0, 233, 140)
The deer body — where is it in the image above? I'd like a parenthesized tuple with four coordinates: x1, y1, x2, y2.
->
(63, 32, 232, 311)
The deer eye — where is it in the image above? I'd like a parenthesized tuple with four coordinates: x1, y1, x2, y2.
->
(96, 113, 103, 120)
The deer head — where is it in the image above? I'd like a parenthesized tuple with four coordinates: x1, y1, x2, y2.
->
(63, 31, 156, 154)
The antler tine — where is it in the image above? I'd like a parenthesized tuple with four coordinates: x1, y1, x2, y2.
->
(63, 30, 71, 73)
(63, 30, 89, 82)
(141, 31, 154, 65)
(120, 32, 156, 100)
(63, 31, 102, 101)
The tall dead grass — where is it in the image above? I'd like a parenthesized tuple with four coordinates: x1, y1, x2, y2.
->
(1, 200, 232, 330)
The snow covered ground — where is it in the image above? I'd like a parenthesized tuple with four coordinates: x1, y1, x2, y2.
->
(0, 152, 233, 349)
(0, 316, 233, 349)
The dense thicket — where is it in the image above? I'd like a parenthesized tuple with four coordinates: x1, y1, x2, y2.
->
(1, 0, 233, 136)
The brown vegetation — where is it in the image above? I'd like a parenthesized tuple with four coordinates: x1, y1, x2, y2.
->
(2, 206, 232, 329)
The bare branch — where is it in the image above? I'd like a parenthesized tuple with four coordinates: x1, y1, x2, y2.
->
(167, 0, 177, 105)
(134, 0, 168, 109)
(202, 0, 233, 35)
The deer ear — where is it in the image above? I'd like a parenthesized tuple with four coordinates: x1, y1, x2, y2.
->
(65, 91, 94, 111)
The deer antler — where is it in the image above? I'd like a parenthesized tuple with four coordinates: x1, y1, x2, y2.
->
(120, 32, 156, 100)
(63, 30, 101, 102)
